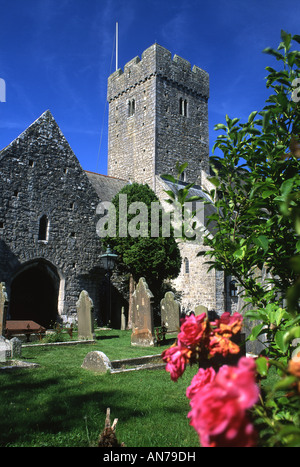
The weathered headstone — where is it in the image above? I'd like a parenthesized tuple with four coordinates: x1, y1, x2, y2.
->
(121, 307, 126, 331)
(0, 336, 11, 363)
(81, 351, 112, 373)
(194, 304, 208, 318)
(76, 290, 95, 340)
(131, 278, 154, 347)
(160, 291, 180, 331)
(0, 283, 8, 337)
(10, 337, 22, 358)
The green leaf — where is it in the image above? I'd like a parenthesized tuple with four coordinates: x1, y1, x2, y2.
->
(249, 323, 265, 340)
(273, 375, 298, 392)
(233, 247, 246, 259)
(175, 161, 188, 176)
(248, 111, 258, 124)
(263, 47, 283, 61)
(164, 189, 175, 200)
(208, 176, 220, 188)
(161, 174, 177, 183)
(254, 235, 269, 252)
(261, 188, 276, 199)
(293, 34, 300, 45)
(283, 326, 300, 345)
(275, 330, 289, 353)
(185, 195, 203, 202)
(280, 179, 294, 197)
(255, 356, 269, 377)
(262, 110, 271, 130)
(214, 123, 228, 131)
(280, 30, 292, 50)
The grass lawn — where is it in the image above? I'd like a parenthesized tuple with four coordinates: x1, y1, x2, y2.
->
(0, 329, 200, 447)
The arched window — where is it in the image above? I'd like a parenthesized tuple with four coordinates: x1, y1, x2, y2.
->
(184, 257, 189, 274)
(38, 215, 49, 241)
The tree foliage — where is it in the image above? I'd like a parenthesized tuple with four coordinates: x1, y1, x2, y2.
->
(165, 31, 300, 446)
(104, 182, 181, 291)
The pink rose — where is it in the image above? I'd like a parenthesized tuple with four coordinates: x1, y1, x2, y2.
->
(161, 343, 190, 382)
(187, 357, 259, 447)
(186, 367, 216, 400)
(215, 357, 259, 410)
(177, 313, 207, 348)
(212, 311, 243, 335)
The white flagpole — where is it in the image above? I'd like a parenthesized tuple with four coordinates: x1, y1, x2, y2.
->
(116, 22, 118, 71)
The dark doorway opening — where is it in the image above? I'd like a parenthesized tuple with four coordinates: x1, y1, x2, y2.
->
(10, 260, 60, 328)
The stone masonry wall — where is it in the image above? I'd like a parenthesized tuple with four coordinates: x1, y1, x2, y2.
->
(155, 175, 224, 314)
(0, 110, 103, 323)
(107, 43, 209, 190)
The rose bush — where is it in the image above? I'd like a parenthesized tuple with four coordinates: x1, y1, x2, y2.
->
(187, 358, 259, 447)
(162, 31, 300, 447)
(162, 311, 243, 383)
(162, 311, 261, 447)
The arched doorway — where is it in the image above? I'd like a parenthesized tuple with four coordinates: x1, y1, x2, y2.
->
(10, 260, 60, 328)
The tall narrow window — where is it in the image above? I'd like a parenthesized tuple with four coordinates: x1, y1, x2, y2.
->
(184, 257, 189, 274)
(179, 98, 188, 116)
(229, 280, 238, 297)
(38, 215, 49, 241)
(128, 99, 135, 117)
(180, 171, 186, 182)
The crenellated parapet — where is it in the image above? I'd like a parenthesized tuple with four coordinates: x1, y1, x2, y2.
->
(107, 43, 209, 103)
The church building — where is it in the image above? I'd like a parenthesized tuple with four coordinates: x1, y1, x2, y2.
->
(0, 43, 237, 328)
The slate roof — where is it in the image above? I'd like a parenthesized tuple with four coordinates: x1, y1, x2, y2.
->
(161, 177, 217, 234)
(85, 171, 129, 202)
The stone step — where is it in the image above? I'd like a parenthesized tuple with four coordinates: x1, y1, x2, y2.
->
(110, 362, 166, 374)
(111, 354, 163, 369)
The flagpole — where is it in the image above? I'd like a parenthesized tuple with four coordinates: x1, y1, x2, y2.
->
(116, 22, 118, 71)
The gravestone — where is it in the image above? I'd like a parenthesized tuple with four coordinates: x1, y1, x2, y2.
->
(0, 283, 8, 337)
(131, 278, 154, 347)
(11, 337, 22, 358)
(81, 351, 112, 373)
(0, 336, 11, 363)
(121, 307, 126, 330)
(194, 304, 208, 318)
(76, 290, 95, 340)
(160, 291, 180, 331)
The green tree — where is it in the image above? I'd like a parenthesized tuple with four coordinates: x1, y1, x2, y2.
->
(104, 182, 181, 297)
(164, 31, 300, 446)
(199, 31, 300, 354)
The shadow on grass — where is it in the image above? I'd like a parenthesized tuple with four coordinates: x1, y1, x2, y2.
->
(0, 372, 147, 446)
(95, 335, 120, 340)
(155, 337, 177, 347)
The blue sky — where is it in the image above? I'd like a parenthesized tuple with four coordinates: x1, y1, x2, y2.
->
(0, 0, 299, 175)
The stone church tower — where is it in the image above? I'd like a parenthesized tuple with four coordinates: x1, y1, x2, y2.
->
(106, 44, 235, 315)
(107, 43, 210, 190)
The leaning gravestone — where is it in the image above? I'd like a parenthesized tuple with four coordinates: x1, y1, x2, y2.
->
(194, 304, 208, 318)
(0, 283, 8, 337)
(76, 290, 95, 340)
(131, 278, 155, 347)
(81, 351, 112, 373)
(160, 291, 180, 331)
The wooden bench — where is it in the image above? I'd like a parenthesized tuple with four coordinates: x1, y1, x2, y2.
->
(5, 320, 46, 342)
